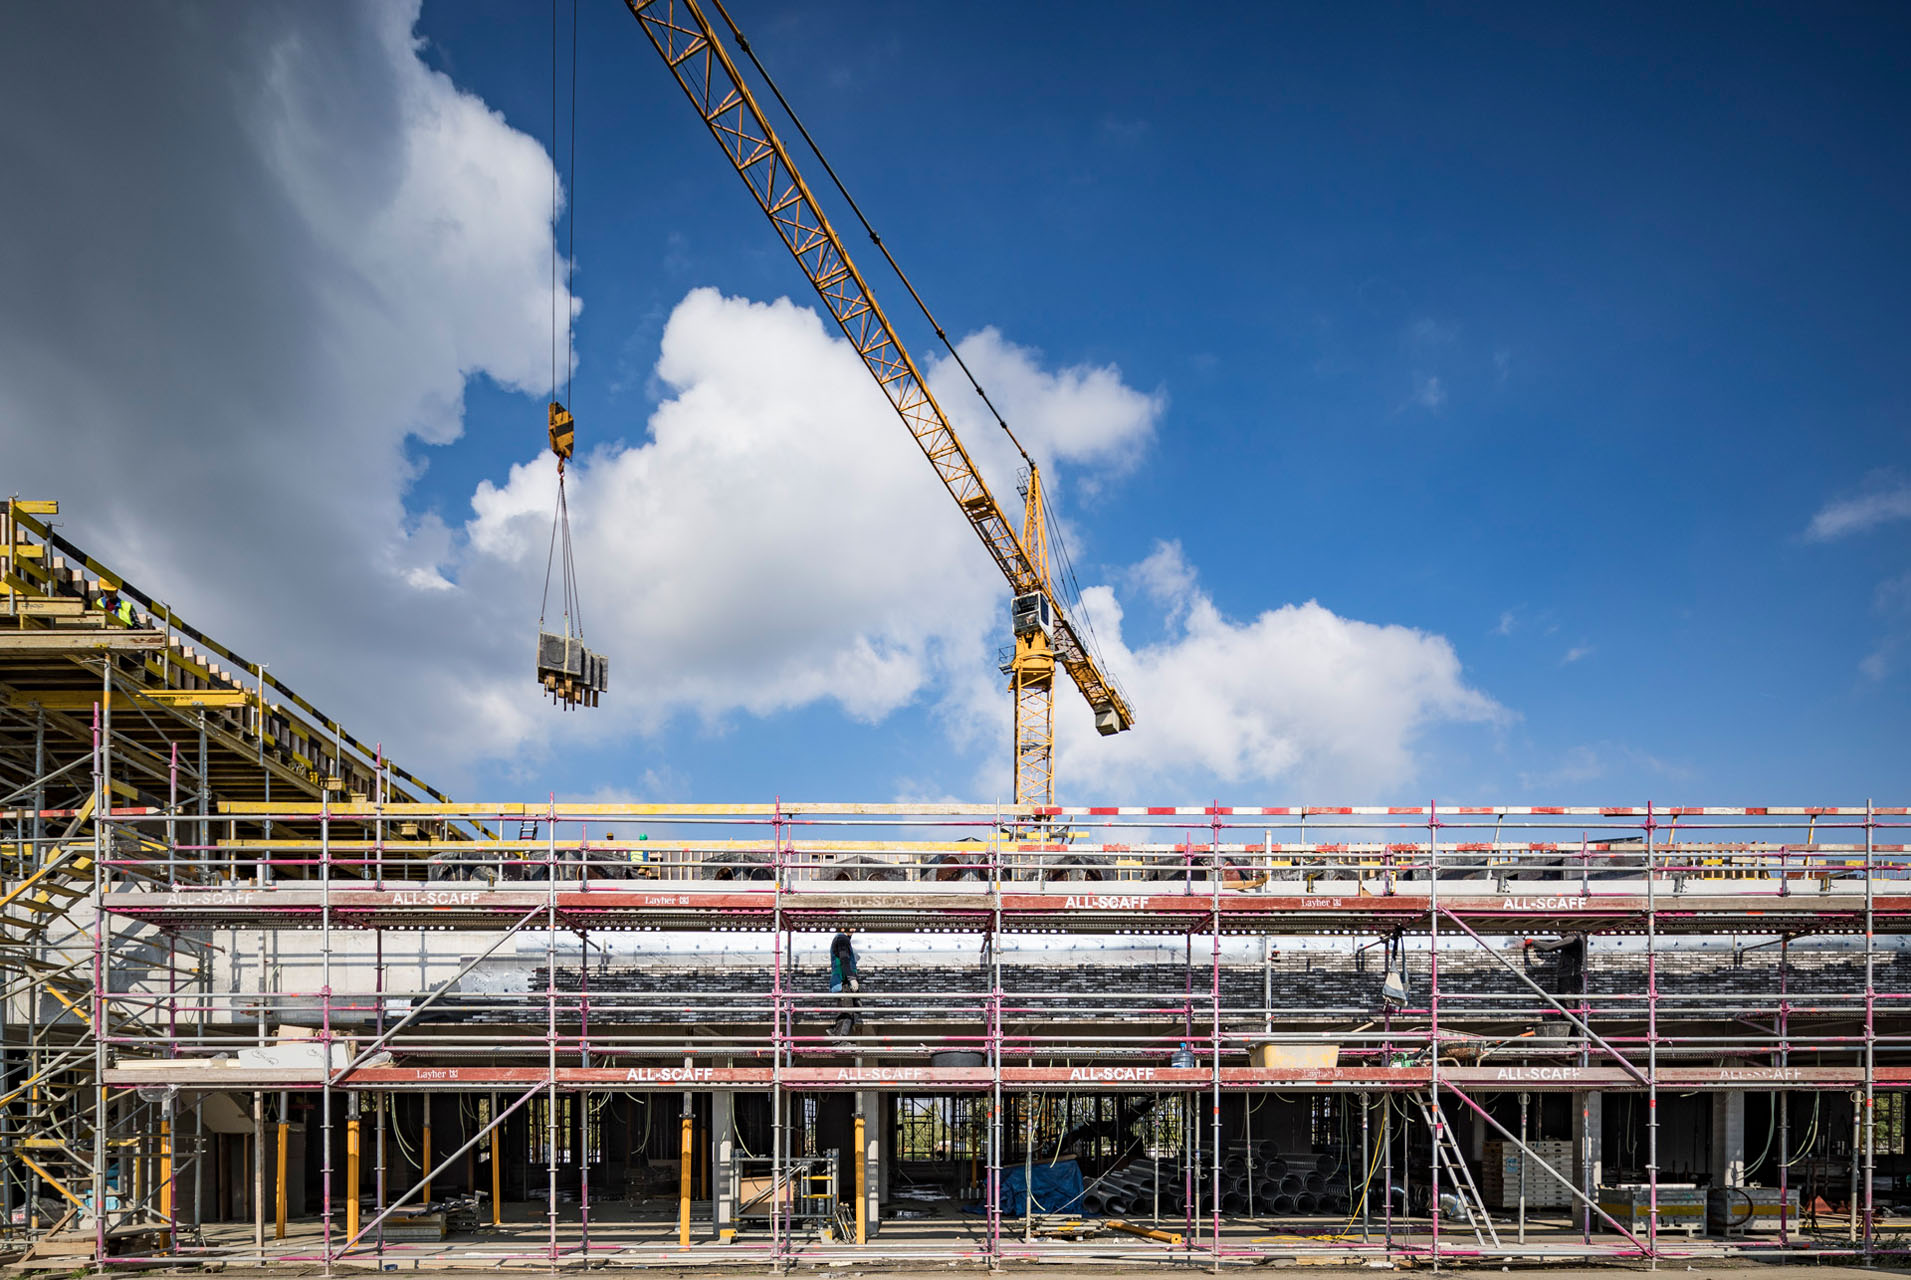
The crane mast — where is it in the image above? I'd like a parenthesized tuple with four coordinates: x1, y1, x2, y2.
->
(624, 0, 1134, 805)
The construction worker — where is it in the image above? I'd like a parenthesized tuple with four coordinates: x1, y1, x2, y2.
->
(96, 591, 135, 626)
(829, 931, 860, 1038)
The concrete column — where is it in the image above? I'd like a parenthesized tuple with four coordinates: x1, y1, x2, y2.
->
(712, 1089, 735, 1238)
(1470, 1110, 1486, 1161)
(1710, 1091, 1745, 1187)
(1574, 1092, 1603, 1196)
(878, 1096, 890, 1205)
(858, 1091, 881, 1239)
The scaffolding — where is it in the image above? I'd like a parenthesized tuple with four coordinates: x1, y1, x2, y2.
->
(37, 795, 1911, 1269)
(5, 503, 1910, 1268)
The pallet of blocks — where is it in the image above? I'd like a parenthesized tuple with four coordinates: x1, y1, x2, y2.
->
(1707, 1185, 1800, 1235)
(1480, 1140, 1574, 1209)
(1597, 1184, 1705, 1237)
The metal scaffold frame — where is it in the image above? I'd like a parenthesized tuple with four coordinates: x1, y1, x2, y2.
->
(33, 769, 1911, 1270)
(11, 497, 1888, 1269)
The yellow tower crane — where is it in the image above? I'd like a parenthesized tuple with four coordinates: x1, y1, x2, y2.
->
(622, 0, 1135, 806)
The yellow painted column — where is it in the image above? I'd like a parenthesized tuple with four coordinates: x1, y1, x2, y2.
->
(421, 1105, 432, 1204)
(159, 1115, 173, 1228)
(275, 1114, 289, 1240)
(678, 1111, 693, 1248)
(490, 1094, 503, 1226)
(347, 1110, 361, 1241)
(854, 1114, 867, 1245)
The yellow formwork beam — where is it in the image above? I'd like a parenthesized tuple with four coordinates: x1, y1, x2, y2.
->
(18, 1154, 85, 1210)
(211, 837, 991, 853)
(6, 689, 249, 711)
(215, 800, 1035, 818)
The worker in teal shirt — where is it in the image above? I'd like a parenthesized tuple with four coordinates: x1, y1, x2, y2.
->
(829, 931, 858, 992)
(829, 931, 860, 1038)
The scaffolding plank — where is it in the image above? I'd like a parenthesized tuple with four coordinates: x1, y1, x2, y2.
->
(0, 628, 167, 652)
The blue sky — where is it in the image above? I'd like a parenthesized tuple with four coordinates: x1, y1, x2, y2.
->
(4, 2, 1906, 807)
(397, 1, 1911, 803)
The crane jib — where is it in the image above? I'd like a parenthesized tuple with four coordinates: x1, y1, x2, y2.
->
(623, 0, 1133, 736)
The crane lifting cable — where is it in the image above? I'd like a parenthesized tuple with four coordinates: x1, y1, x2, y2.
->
(535, 401, 605, 709)
(534, 0, 607, 710)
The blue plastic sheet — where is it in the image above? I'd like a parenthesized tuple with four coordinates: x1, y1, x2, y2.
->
(1000, 1160, 1084, 1215)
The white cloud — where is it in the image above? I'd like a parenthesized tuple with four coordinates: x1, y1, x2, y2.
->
(1805, 476, 1911, 678)
(926, 328, 1162, 489)
(1130, 541, 1198, 612)
(464, 289, 1004, 731)
(0, 4, 1504, 803)
(1806, 474, 1911, 542)
(1022, 541, 1507, 797)
(452, 292, 1173, 760)
(1860, 570, 1911, 680)
(1519, 745, 1606, 790)
(1411, 374, 1447, 410)
(0, 0, 575, 783)
(1493, 609, 1519, 637)
(1561, 643, 1594, 665)
(1516, 742, 1690, 792)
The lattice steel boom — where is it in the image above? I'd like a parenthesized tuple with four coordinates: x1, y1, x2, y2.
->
(624, 0, 1133, 804)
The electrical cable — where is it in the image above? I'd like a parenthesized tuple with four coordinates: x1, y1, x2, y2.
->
(1747, 1102, 1777, 1177)
(1785, 1093, 1821, 1167)
(391, 1106, 419, 1167)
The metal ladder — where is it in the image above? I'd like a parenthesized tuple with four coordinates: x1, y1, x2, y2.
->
(1415, 1094, 1500, 1247)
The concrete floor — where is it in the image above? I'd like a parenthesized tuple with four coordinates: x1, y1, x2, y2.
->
(97, 1206, 1906, 1273)
(64, 1267, 1911, 1280)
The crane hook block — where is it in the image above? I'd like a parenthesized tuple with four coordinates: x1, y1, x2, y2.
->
(548, 400, 576, 465)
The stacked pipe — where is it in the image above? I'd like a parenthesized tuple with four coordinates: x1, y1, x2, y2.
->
(1076, 1150, 1350, 1220)
(1081, 1159, 1177, 1216)
(1208, 1148, 1349, 1219)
